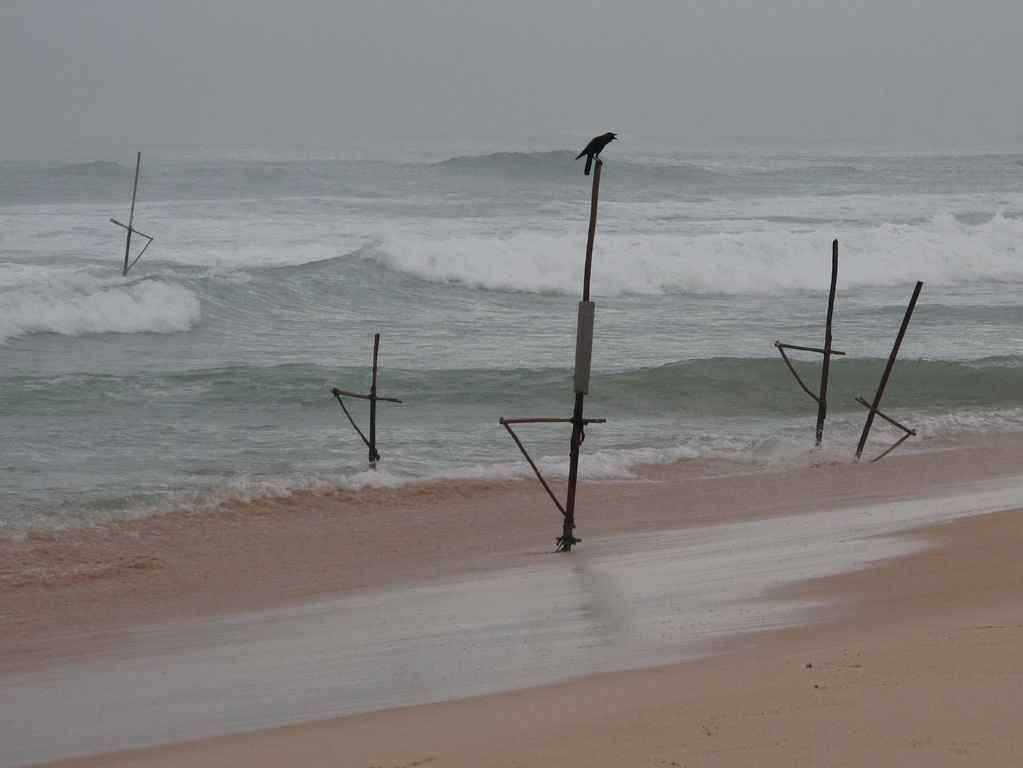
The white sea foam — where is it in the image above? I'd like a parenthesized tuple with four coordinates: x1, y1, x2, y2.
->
(5, 407, 1018, 535)
(365, 213, 1023, 296)
(0, 271, 201, 342)
(913, 408, 1023, 438)
(4, 149, 1022, 532)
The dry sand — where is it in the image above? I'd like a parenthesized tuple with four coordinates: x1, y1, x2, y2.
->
(3, 433, 1023, 767)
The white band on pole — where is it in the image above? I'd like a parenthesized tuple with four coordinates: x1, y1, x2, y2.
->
(573, 300, 595, 394)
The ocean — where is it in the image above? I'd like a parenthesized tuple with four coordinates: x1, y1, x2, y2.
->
(1, 141, 1021, 534)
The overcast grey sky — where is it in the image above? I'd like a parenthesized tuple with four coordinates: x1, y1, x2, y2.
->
(2, 1, 1022, 156)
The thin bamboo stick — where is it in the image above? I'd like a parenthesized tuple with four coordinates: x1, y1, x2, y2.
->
(855, 281, 924, 460)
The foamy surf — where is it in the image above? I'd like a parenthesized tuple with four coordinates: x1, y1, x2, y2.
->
(0, 272, 200, 343)
(2, 145, 1021, 533)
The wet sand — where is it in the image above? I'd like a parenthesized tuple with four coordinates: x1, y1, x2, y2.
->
(3, 433, 1023, 767)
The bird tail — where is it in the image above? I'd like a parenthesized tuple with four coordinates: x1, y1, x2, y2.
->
(584, 155, 592, 176)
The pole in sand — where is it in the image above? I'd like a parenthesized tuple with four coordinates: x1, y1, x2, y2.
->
(499, 157, 608, 552)
(854, 281, 923, 461)
(109, 152, 154, 276)
(331, 333, 402, 467)
(560, 158, 605, 551)
(775, 239, 845, 447)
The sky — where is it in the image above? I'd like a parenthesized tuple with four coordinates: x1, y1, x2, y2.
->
(2, 1, 1022, 157)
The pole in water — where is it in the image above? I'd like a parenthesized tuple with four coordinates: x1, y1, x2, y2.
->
(368, 333, 381, 466)
(110, 151, 153, 276)
(855, 280, 924, 460)
(815, 239, 839, 447)
(123, 152, 141, 276)
(330, 334, 401, 467)
(774, 239, 845, 447)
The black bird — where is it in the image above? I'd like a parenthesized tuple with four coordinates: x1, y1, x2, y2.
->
(575, 132, 617, 175)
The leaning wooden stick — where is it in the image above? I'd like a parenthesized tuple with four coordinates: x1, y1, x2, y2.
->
(854, 281, 924, 461)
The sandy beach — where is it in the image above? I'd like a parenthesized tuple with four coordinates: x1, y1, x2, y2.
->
(3, 433, 1023, 767)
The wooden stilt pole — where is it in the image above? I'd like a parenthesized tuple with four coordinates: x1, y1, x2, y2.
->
(581, 160, 600, 304)
(122, 152, 140, 276)
(559, 159, 603, 552)
(497, 155, 608, 551)
(815, 239, 839, 447)
(775, 239, 845, 446)
(330, 334, 401, 467)
(560, 393, 586, 551)
(855, 281, 923, 460)
(368, 333, 381, 466)
(110, 151, 153, 276)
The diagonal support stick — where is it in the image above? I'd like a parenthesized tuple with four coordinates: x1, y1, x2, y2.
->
(854, 397, 917, 462)
(500, 419, 568, 517)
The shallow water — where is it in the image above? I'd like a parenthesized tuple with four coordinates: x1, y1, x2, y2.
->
(2, 144, 1021, 533)
(3, 478, 1021, 767)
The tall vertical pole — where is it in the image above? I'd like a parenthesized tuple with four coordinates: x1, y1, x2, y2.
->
(122, 152, 141, 277)
(815, 239, 839, 447)
(368, 333, 381, 466)
(855, 281, 923, 460)
(581, 161, 600, 303)
(560, 160, 602, 552)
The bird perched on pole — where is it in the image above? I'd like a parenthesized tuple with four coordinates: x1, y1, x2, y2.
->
(576, 132, 617, 175)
